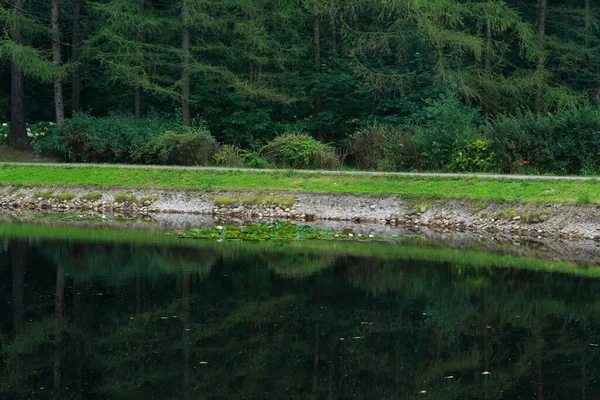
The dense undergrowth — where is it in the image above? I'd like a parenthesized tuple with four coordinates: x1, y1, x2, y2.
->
(4, 93, 600, 175)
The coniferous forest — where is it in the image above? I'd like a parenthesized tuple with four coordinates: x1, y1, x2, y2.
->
(2, 0, 600, 174)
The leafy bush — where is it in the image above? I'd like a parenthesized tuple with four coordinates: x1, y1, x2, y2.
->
(147, 129, 218, 166)
(260, 133, 340, 170)
(214, 144, 245, 167)
(449, 138, 496, 172)
(243, 152, 270, 169)
(485, 108, 600, 174)
(412, 90, 483, 170)
(34, 113, 218, 166)
(1, 121, 56, 147)
(345, 123, 417, 171)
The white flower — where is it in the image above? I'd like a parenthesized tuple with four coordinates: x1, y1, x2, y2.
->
(26, 127, 31, 132)
(348, 233, 354, 237)
(2, 123, 6, 127)
(3, 134, 7, 138)
(216, 226, 223, 230)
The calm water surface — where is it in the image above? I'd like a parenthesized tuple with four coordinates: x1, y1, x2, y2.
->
(0, 226, 599, 399)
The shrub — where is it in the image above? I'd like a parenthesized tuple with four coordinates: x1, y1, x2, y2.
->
(449, 138, 496, 172)
(260, 133, 340, 170)
(345, 123, 417, 171)
(243, 152, 270, 169)
(412, 90, 483, 170)
(485, 107, 600, 174)
(34, 113, 218, 166)
(148, 128, 218, 166)
(1, 121, 57, 147)
(214, 145, 245, 167)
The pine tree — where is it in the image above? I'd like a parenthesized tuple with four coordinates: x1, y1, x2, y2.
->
(0, 2, 55, 149)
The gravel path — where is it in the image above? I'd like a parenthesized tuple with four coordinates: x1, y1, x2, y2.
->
(0, 161, 596, 181)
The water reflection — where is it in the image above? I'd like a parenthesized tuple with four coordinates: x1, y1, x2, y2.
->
(0, 235, 599, 399)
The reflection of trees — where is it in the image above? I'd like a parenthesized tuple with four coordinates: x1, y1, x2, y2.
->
(0, 239, 599, 399)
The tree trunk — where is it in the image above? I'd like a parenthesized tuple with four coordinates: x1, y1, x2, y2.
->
(134, 87, 142, 120)
(71, 0, 82, 113)
(330, 0, 338, 57)
(181, 0, 191, 127)
(313, 2, 323, 139)
(10, 0, 27, 150)
(584, 0, 591, 31)
(134, 0, 144, 120)
(483, 0, 493, 114)
(535, 0, 548, 113)
(52, 0, 65, 128)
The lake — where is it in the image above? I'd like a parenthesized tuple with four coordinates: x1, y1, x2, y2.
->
(0, 223, 599, 399)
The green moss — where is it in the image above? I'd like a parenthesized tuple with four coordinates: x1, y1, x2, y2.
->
(81, 191, 103, 201)
(114, 191, 138, 204)
(214, 193, 295, 207)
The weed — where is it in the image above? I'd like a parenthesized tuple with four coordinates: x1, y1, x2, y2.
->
(472, 201, 488, 214)
(576, 192, 594, 204)
(8, 185, 22, 194)
(55, 192, 76, 201)
(114, 191, 138, 204)
(81, 191, 103, 201)
(215, 193, 295, 207)
(34, 191, 55, 199)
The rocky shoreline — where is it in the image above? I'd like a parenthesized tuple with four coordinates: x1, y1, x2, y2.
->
(1, 184, 599, 242)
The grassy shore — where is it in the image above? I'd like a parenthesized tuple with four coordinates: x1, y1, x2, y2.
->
(1, 164, 600, 203)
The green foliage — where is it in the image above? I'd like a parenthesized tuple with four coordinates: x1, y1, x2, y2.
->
(449, 138, 496, 172)
(33, 113, 218, 166)
(345, 123, 417, 171)
(1, 121, 56, 146)
(260, 133, 340, 170)
(214, 145, 245, 167)
(413, 91, 483, 170)
(485, 108, 600, 174)
(214, 193, 295, 207)
(144, 128, 219, 166)
(114, 191, 138, 204)
(179, 221, 385, 241)
(81, 191, 103, 201)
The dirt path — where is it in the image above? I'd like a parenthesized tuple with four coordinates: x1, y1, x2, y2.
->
(0, 161, 596, 181)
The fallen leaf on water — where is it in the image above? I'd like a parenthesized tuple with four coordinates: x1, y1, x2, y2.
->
(590, 343, 599, 347)
(481, 371, 491, 375)
(419, 390, 427, 394)
(444, 376, 454, 379)
(200, 361, 208, 365)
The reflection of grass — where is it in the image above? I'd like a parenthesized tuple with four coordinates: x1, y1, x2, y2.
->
(0, 223, 599, 279)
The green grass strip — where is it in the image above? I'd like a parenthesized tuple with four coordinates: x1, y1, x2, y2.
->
(0, 222, 598, 278)
(1, 165, 600, 203)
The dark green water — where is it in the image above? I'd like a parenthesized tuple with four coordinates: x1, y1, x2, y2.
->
(0, 227, 599, 399)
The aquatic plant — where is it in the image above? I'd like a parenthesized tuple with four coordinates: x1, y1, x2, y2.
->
(178, 221, 383, 242)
